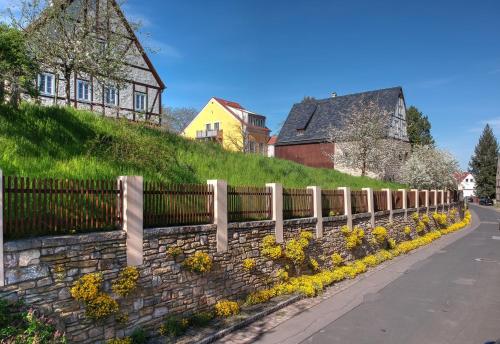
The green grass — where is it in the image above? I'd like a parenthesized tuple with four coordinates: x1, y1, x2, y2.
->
(0, 103, 404, 190)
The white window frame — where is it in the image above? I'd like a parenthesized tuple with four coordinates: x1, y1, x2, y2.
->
(134, 92, 147, 112)
(77, 79, 91, 102)
(38, 73, 54, 96)
(104, 86, 118, 106)
(214, 122, 220, 131)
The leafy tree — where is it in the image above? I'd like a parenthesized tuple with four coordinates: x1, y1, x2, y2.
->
(162, 106, 198, 133)
(406, 106, 434, 146)
(399, 145, 458, 189)
(327, 95, 406, 178)
(469, 124, 498, 198)
(0, 24, 38, 107)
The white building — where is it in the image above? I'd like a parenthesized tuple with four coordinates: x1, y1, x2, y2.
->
(31, 0, 165, 123)
(455, 172, 475, 198)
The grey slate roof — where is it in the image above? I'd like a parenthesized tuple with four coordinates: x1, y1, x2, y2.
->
(276, 86, 404, 145)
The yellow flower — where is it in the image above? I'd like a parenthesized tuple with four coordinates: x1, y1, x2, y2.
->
(371, 226, 388, 244)
(112, 267, 140, 297)
(242, 258, 256, 271)
(215, 300, 239, 317)
(183, 251, 212, 273)
(331, 253, 344, 266)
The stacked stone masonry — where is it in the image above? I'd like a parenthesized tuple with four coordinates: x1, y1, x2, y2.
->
(0, 203, 461, 343)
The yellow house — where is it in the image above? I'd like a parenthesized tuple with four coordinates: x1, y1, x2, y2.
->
(182, 97, 271, 155)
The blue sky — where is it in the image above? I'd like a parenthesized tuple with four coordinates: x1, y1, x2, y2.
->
(122, 0, 500, 170)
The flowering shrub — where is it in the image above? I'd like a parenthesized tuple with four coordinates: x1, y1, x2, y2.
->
(183, 251, 212, 273)
(70, 273, 103, 303)
(0, 300, 66, 344)
(214, 300, 240, 317)
(242, 258, 256, 271)
(388, 238, 397, 249)
(411, 212, 420, 222)
(416, 221, 425, 233)
(340, 225, 351, 235)
(309, 258, 320, 271)
(107, 338, 132, 344)
(243, 208, 470, 307)
(276, 268, 289, 281)
(261, 235, 282, 260)
(284, 239, 306, 265)
(159, 316, 190, 337)
(331, 253, 344, 266)
(112, 267, 140, 297)
(85, 293, 119, 320)
(432, 212, 448, 228)
(404, 226, 411, 235)
(344, 226, 364, 250)
(421, 214, 430, 225)
(167, 246, 182, 258)
(371, 226, 388, 244)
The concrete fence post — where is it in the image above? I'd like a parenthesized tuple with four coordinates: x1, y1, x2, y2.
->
(266, 183, 283, 243)
(424, 190, 430, 214)
(432, 189, 438, 211)
(440, 190, 445, 211)
(119, 176, 144, 266)
(399, 189, 408, 219)
(411, 189, 419, 211)
(208, 180, 228, 252)
(382, 188, 392, 221)
(0, 169, 4, 286)
(338, 187, 352, 229)
(307, 186, 323, 238)
(362, 188, 375, 228)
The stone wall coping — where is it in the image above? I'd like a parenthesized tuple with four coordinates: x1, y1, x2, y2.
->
(374, 210, 390, 217)
(419, 206, 427, 211)
(352, 212, 372, 220)
(229, 220, 275, 230)
(407, 208, 418, 212)
(392, 209, 406, 215)
(283, 217, 317, 226)
(144, 224, 216, 238)
(323, 214, 348, 222)
(4, 230, 126, 252)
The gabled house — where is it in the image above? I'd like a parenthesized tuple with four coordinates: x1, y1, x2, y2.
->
(454, 172, 475, 198)
(32, 0, 165, 122)
(182, 97, 271, 155)
(275, 86, 410, 175)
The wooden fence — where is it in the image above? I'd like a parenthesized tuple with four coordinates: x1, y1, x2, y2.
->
(437, 192, 442, 204)
(321, 190, 345, 217)
(228, 186, 272, 222)
(373, 190, 388, 212)
(143, 183, 213, 228)
(283, 188, 313, 219)
(419, 191, 426, 207)
(429, 191, 436, 205)
(407, 190, 417, 208)
(351, 190, 368, 214)
(2, 176, 122, 240)
(392, 190, 403, 209)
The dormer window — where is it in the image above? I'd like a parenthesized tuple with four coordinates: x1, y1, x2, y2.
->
(297, 129, 305, 136)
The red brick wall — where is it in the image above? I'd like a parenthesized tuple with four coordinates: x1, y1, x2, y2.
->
(275, 142, 335, 168)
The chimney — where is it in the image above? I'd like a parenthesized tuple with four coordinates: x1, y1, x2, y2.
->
(331, 92, 337, 98)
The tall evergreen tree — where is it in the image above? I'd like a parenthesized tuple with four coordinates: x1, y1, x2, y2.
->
(469, 124, 499, 198)
(406, 106, 435, 146)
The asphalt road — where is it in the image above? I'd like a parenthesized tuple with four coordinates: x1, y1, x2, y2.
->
(301, 204, 500, 344)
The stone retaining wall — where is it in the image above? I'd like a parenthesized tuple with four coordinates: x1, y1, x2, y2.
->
(0, 203, 461, 343)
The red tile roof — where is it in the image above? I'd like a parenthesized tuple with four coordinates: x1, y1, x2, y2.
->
(453, 172, 470, 183)
(268, 136, 278, 145)
(213, 97, 244, 110)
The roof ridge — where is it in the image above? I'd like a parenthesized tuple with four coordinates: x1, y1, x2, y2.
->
(312, 86, 402, 104)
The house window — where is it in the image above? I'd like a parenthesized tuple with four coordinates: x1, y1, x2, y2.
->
(38, 73, 54, 95)
(214, 122, 220, 131)
(206, 123, 212, 131)
(249, 141, 256, 153)
(104, 86, 118, 106)
(77, 80, 91, 101)
(134, 92, 147, 112)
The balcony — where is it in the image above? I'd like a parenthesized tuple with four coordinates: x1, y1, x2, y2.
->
(196, 129, 223, 143)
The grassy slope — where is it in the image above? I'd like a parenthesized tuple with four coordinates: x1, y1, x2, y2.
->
(0, 103, 404, 189)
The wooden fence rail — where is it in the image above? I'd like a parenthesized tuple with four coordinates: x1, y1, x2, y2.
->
(228, 186, 272, 222)
(351, 190, 368, 214)
(2, 176, 122, 240)
(283, 188, 313, 220)
(143, 183, 214, 228)
(373, 191, 388, 212)
(321, 190, 345, 216)
(392, 190, 403, 209)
